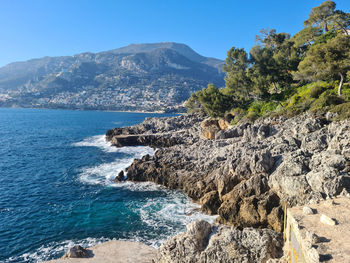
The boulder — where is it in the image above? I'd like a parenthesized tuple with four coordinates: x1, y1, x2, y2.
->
(114, 170, 125, 182)
(63, 245, 90, 258)
(200, 119, 221, 139)
(218, 119, 230, 130)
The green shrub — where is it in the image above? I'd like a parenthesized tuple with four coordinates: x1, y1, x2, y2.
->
(341, 83, 350, 101)
(310, 90, 344, 112)
(246, 110, 260, 121)
(247, 100, 279, 118)
(230, 107, 247, 125)
(309, 84, 326, 98)
(330, 102, 350, 120)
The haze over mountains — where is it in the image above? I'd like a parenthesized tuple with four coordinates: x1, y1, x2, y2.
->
(0, 42, 225, 112)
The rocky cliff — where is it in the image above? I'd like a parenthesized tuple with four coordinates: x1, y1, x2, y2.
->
(106, 112, 350, 262)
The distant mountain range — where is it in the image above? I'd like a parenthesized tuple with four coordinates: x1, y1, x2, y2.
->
(0, 42, 225, 112)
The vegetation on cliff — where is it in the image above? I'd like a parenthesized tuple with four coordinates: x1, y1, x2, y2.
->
(186, 1, 350, 121)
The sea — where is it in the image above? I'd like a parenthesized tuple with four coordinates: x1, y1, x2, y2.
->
(0, 108, 215, 263)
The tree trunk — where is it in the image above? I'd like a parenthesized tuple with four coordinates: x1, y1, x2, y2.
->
(338, 72, 344, 97)
(272, 82, 278, 93)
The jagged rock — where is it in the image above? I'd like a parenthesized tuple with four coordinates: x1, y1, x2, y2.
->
(157, 221, 283, 263)
(114, 170, 125, 182)
(108, 112, 350, 232)
(63, 245, 90, 258)
(200, 191, 220, 214)
(215, 127, 240, 139)
(201, 119, 221, 139)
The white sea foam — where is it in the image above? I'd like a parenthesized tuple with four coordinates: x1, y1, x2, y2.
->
(5, 237, 111, 263)
(79, 157, 134, 185)
(139, 192, 217, 246)
(73, 134, 154, 155)
(73, 135, 154, 185)
(70, 134, 217, 249)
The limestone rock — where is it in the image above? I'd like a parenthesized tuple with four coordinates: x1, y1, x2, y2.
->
(218, 119, 230, 130)
(320, 214, 336, 226)
(63, 245, 90, 258)
(108, 112, 350, 233)
(303, 206, 314, 215)
(200, 191, 220, 215)
(157, 221, 283, 263)
(201, 119, 221, 139)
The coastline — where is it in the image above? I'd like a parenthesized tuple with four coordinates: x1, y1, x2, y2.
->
(0, 105, 185, 115)
(104, 112, 350, 262)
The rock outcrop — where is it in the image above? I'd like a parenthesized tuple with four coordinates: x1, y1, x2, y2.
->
(62, 245, 90, 258)
(157, 220, 283, 263)
(106, 112, 350, 233)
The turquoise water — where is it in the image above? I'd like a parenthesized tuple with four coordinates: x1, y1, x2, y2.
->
(0, 108, 214, 262)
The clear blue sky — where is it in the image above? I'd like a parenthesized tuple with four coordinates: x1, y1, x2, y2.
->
(0, 0, 349, 67)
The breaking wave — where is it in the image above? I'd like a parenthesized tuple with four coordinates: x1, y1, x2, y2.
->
(73, 135, 154, 185)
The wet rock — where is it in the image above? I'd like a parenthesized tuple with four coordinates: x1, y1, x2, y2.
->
(114, 170, 125, 182)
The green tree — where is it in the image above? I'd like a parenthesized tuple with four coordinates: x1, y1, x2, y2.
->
(329, 10, 350, 35)
(256, 28, 290, 49)
(248, 29, 298, 96)
(222, 47, 251, 100)
(185, 91, 203, 113)
(197, 84, 234, 117)
(295, 34, 350, 96)
(291, 27, 323, 49)
(304, 1, 336, 33)
(304, 1, 350, 35)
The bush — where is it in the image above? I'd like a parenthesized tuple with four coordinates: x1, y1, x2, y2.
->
(197, 84, 235, 118)
(247, 101, 279, 118)
(230, 107, 247, 125)
(186, 91, 203, 113)
(310, 90, 344, 112)
(330, 102, 350, 120)
(340, 83, 350, 101)
(309, 84, 326, 98)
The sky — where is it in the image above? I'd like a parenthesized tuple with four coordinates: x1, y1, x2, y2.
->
(0, 0, 349, 67)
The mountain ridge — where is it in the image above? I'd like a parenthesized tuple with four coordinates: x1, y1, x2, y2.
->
(0, 42, 224, 112)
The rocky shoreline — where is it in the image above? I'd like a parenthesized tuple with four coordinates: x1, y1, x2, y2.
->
(105, 112, 350, 262)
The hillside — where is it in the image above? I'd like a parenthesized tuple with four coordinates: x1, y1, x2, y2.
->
(0, 42, 224, 112)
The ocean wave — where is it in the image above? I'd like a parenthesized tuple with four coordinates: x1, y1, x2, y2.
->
(139, 192, 217, 240)
(73, 134, 154, 155)
(73, 134, 154, 185)
(78, 157, 134, 185)
(4, 237, 111, 263)
(70, 134, 217, 250)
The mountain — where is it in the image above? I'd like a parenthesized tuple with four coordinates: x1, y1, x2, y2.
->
(0, 42, 225, 112)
